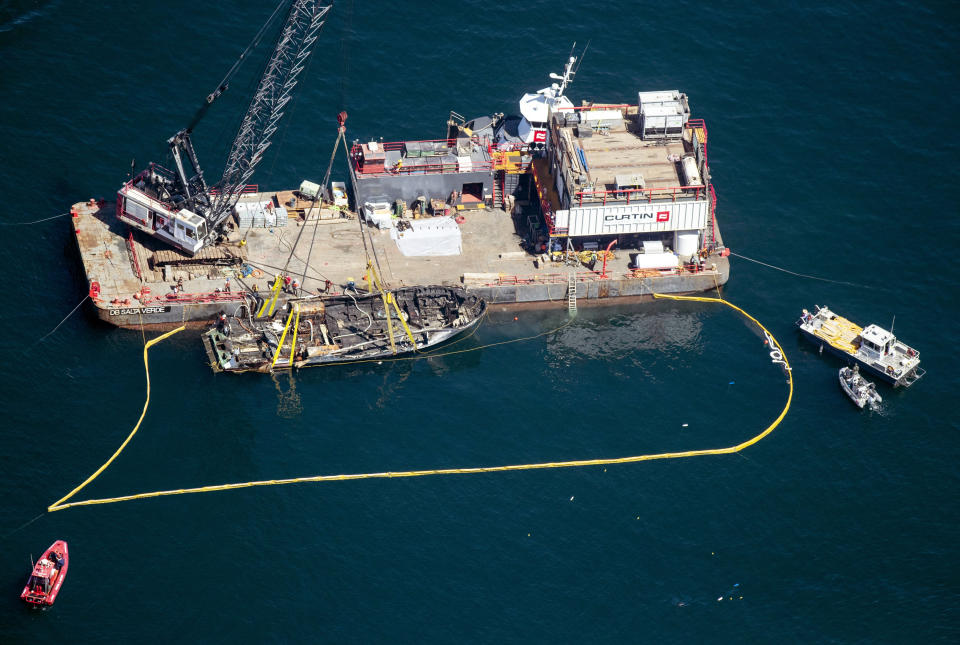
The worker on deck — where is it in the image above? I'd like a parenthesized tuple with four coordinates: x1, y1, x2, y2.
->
(346, 277, 356, 293)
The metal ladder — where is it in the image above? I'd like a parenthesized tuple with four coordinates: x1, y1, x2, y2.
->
(567, 270, 577, 314)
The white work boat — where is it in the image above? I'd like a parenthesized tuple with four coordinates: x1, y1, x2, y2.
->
(839, 365, 882, 410)
(796, 305, 924, 387)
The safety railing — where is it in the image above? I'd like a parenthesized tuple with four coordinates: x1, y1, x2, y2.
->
(530, 160, 563, 235)
(141, 291, 248, 305)
(574, 184, 706, 207)
(473, 261, 717, 287)
(127, 230, 142, 280)
(350, 137, 506, 178)
(708, 184, 717, 246)
(554, 103, 636, 112)
(687, 118, 708, 167)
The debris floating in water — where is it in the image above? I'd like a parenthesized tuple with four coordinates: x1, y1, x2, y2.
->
(682, 423, 689, 427)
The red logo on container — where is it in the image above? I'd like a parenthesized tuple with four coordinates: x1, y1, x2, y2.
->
(533, 130, 547, 143)
(656, 210, 670, 222)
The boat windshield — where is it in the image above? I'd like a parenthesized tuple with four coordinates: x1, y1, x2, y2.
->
(28, 575, 49, 592)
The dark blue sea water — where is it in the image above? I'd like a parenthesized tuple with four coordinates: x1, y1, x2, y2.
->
(1, 1, 957, 642)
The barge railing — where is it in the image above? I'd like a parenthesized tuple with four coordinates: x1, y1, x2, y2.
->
(133, 291, 249, 306)
(573, 184, 706, 207)
(127, 229, 143, 281)
(469, 262, 717, 287)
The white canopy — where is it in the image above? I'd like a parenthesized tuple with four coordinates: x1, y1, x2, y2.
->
(390, 216, 462, 257)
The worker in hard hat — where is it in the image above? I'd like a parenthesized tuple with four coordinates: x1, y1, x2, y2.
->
(346, 277, 356, 293)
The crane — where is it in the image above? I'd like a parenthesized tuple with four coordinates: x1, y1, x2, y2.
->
(117, 1, 332, 255)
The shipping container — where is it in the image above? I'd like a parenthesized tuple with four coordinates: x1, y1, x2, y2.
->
(554, 199, 708, 237)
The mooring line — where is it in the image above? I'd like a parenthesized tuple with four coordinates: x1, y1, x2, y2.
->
(47, 295, 792, 512)
(32, 295, 89, 346)
(730, 251, 877, 289)
(0, 212, 71, 226)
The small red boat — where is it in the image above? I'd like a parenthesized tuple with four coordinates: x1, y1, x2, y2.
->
(20, 540, 69, 607)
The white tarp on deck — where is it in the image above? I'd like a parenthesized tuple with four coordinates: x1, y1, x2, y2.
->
(390, 216, 462, 257)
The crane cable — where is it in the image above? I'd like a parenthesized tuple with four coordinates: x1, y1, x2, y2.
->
(297, 126, 349, 293)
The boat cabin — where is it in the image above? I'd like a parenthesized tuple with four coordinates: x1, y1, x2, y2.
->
(859, 324, 895, 358)
(26, 559, 59, 597)
(117, 181, 207, 255)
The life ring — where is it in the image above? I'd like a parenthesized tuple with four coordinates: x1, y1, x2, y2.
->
(251, 268, 264, 278)
(455, 215, 466, 225)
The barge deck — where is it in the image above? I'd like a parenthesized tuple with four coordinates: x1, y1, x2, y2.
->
(72, 195, 728, 331)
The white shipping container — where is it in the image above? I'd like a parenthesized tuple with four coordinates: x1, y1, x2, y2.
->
(555, 200, 708, 236)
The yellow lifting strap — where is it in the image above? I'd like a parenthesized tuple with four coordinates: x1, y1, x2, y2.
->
(389, 292, 416, 347)
(378, 289, 397, 355)
(287, 303, 301, 367)
(365, 261, 398, 355)
(257, 275, 283, 318)
(270, 304, 299, 369)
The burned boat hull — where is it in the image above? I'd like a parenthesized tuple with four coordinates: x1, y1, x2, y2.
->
(204, 286, 486, 372)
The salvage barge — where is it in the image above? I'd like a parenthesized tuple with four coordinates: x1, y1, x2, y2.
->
(202, 285, 486, 372)
(69, 6, 729, 331)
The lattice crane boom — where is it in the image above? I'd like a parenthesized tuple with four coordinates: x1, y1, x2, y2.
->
(209, 2, 331, 228)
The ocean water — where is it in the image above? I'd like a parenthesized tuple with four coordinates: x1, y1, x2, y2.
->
(1, 1, 957, 642)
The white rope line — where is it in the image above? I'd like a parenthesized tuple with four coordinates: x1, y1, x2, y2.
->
(730, 252, 878, 290)
(33, 295, 89, 345)
(0, 212, 71, 226)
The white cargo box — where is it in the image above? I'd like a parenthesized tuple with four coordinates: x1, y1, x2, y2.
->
(299, 179, 321, 199)
(580, 109, 624, 126)
(642, 240, 664, 254)
(638, 90, 683, 105)
(330, 181, 349, 207)
(615, 174, 645, 190)
(363, 201, 394, 230)
(638, 91, 690, 140)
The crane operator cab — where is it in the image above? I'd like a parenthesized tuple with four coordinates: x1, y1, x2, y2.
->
(171, 211, 208, 253)
(117, 181, 208, 256)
